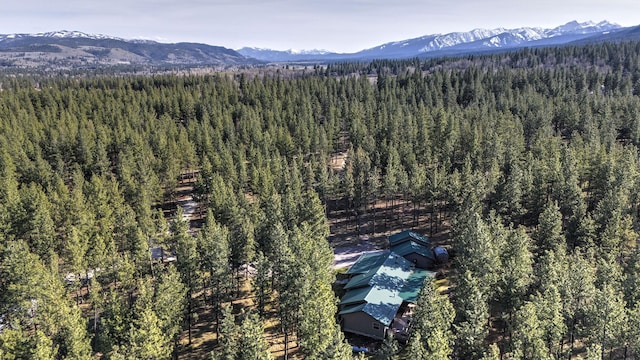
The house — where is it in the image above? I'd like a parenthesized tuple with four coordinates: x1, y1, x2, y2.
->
(388, 231, 436, 269)
(149, 246, 177, 263)
(338, 250, 435, 340)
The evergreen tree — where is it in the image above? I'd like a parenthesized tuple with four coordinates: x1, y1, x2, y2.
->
(217, 305, 239, 360)
(373, 332, 398, 360)
(510, 301, 552, 360)
(319, 327, 354, 360)
(454, 270, 489, 360)
(453, 207, 500, 299)
(499, 226, 533, 316)
(408, 279, 455, 360)
(253, 251, 271, 316)
(533, 201, 565, 256)
(154, 265, 187, 355)
(238, 312, 273, 360)
(128, 298, 171, 359)
(197, 210, 232, 333)
(172, 206, 199, 345)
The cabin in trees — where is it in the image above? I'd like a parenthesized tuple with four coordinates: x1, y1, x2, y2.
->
(338, 250, 435, 340)
(388, 231, 437, 269)
(149, 246, 176, 263)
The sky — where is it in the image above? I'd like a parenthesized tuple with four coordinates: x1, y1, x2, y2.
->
(2, 0, 640, 53)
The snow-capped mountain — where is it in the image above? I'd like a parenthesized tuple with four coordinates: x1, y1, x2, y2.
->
(237, 47, 338, 62)
(241, 20, 627, 62)
(0, 30, 162, 46)
(353, 20, 622, 59)
(547, 20, 616, 36)
(0, 20, 636, 68)
(37, 30, 120, 40)
(0, 30, 123, 42)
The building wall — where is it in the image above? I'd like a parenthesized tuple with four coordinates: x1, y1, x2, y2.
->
(341, 312, 387, 340)
(404, 253, 434, 269)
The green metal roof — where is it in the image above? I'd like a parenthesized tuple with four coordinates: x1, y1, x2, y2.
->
(340, 251, 423, 326)
(398, 269, 436, 303)
(344, 251, 413, 290)
(390, 240, 436, 260)
(362, 301, 402, 326)
(388, 230, 430, 247)
(345, 250, 388, 275)
(339, 285, 371, 306)
(338, 302, 367, 316)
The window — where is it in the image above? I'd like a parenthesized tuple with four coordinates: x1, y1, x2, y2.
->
(372, 322, 380, 330)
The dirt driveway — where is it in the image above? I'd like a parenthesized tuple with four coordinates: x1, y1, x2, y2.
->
(332, 235, 382, 269)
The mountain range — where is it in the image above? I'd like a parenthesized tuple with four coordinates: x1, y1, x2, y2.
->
(0, 30, 253, 69)
(0, 21, 638, 69)
(239, 20, 633, 61)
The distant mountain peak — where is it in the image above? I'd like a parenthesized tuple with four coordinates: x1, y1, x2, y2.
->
(0, 30, 163, 45)
(0, 30, 253, 68)
(352, 20, 624, 58)
(239, 19, 632, 62)
(40, 30, 112, 39)
(286, 48, 332, 55)
(237, 47, 338, 61)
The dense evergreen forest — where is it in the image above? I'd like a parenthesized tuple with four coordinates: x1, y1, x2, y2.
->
(2, 41, 640, 359)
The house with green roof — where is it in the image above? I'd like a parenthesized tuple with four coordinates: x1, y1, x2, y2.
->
(338, 250, 435, 340)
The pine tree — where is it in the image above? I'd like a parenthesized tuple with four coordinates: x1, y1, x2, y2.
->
(562, 251, 597, 358)
(238, 312, 273, 360)
(253, 251, 271, 316)
(0, 328, 41, 359)
(495, 159, 526, 225)
(66, 225, 88, 304)
(408, 279, 455, 360)
(531, 284, 566, 358)
(31, 330, 57, 360)
(16, 183, 57, 261)
(454, 270, 489, 360)
(479, 343, 501, 360)
(197, 209, 232, 334)
(587, 283, 627, 359)
(218, 305, 239, 360)
(453, 207, 500, 299)
(128, 300, 171, 359)
(510, 302, 552, 360)
(319, 327, 354, 360)
(154, 265, 187, 355)
(406, 332, 427, 359)
(533, 201, 564, 256)
(172, 206, 199, 345)
(499, 226, 533, 316)
(373, 331, 398, 360)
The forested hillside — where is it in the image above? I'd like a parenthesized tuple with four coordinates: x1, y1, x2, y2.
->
(1, 41, 640, 359)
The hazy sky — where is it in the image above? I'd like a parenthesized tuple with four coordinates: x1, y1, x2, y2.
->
(2, 0, 639, 53)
